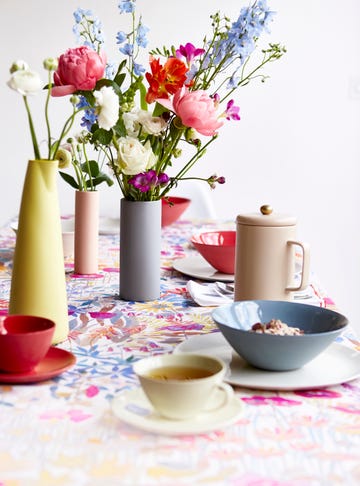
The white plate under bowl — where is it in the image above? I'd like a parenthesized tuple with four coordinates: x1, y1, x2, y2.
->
(174, 333, 360, 391)
(112, 386, 243, 435)
(173, 255, 234, 282)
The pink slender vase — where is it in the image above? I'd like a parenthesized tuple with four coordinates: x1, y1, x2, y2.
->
(74, 190, 99, 275)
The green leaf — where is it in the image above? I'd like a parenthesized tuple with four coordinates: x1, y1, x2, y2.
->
(91, 128, 113, 145)
(152, 102, 168, 117)
(113, 118, 127, 138)
(114, 72, 126, 88)
(59, 171, 80, 190)
(95, 78, 114, 89)
(91, 173, 114, 188)
(80, 160, 100, 177)
(139, 81, 148, 111)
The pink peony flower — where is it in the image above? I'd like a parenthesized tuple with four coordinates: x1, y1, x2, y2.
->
(159, 87, 224, 136)
(52, 46, 106, 97)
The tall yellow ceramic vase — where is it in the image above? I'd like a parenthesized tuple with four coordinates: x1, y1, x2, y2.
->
(9, 160, 69, 344)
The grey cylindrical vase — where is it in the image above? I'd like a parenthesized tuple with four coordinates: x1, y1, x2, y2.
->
(120, 199, 161, 301)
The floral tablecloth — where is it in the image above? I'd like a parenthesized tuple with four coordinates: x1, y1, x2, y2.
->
(0, 219, 359, 486)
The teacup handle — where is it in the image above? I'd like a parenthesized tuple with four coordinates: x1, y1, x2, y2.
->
(203, 382, 234, 413)
(286, 240, 310, 292)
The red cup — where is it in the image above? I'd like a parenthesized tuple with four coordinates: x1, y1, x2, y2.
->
(0, 315, 55, 373)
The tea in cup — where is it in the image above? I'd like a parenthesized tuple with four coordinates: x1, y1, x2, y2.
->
(0, 315, 55, 372)
(133, 353, 233, 420)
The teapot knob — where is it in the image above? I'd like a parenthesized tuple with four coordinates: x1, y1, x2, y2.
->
(260, 204, 273, 215)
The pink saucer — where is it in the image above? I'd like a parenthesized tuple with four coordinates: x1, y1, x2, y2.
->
(0, 347, 76, 384)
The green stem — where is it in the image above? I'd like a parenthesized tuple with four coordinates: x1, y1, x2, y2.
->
(83, 142, 94, 191)
(52, 107, 84, 158)
(159, 136, 216, 198)
(23, 96, 40, 160)
(45, 70, 53, 159)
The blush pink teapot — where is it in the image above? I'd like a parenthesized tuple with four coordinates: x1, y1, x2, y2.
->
(234, 205, 310, 301)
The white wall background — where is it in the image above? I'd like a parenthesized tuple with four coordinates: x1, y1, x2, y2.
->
(1, 0, 359, 332)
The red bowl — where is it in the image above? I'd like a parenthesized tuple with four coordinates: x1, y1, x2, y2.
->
(191, 231, 236, 274)
(0, 315, 55, 372)
(161, 197, 191, 227)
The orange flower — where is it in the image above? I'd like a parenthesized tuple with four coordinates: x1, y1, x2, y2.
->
(145, 56, 188, 103)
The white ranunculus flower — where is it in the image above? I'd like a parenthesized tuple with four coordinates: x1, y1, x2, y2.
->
(94, 86, 119, 130)
(123, 110, 140, 137)
(123, 109, 167, 137)
(117, 137, 156, 175)
(55, 147, 72, 169)
(7, 69, 42, 96)
(137, 110, 167, 135)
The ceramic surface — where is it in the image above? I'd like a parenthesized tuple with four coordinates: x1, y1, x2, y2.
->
(0, 347, 76, 383)
(133, 353, 231, 420)
(212, 300, 348, 371)
(161, 197, 191, 227)
(174, 333, 360, 391)
(173, 255, 234, 282)
(191, 231, 236, 274)
(112, 386, 243, 435)
(0, 315, 55, 372)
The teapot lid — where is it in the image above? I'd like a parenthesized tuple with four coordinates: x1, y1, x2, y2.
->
(236, 205, 297, 227)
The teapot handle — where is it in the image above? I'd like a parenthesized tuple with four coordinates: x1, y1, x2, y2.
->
(286, 240, 310, 292)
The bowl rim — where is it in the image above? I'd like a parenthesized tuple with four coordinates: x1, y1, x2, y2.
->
(212, 300, 349, 337)
(161, 196, 191, 205)
(191, 230, 236, 247)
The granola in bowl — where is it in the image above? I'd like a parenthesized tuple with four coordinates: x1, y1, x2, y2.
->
(251, 319, 304, 336)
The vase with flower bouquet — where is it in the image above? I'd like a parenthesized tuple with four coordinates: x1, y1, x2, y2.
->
(6, 47, 116, 341)
(64, 0, 286, 301)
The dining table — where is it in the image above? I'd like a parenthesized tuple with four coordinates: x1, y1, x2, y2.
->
(0, 216, 359, 486)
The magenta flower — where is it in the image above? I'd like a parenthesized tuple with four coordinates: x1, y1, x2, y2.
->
(128, 170, 169, 193)
(225, 99, 240, 121)
(176, 42, 205, 66)
(157, 172, 170, 185)
(129, 170, 157, 192)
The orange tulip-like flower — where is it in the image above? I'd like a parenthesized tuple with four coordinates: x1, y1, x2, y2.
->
(145, 56, 188, 103)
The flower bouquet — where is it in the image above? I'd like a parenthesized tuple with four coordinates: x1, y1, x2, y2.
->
(56, 0, 286, 202)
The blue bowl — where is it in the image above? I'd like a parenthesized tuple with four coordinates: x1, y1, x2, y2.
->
(212, 300, 348, 371)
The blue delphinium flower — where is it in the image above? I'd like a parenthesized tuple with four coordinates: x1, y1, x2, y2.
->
(118, 0, 136, 14)
(119, 43, 134, 56)
(136, 23, 149, 48)
(105, 62, 117, 80)
(212, 0, 275, 70)
(116, 31, 127, 45)
(133, 62, 145, 76)
(77, 97, 97, 130)
(73, 8, 93, 24)
(72, 8, 104, 51)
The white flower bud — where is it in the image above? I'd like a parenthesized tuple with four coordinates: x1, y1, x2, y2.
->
(43, 57, 58, 71)
(7, 69, 42, 96)
(9, 60, 29, 74)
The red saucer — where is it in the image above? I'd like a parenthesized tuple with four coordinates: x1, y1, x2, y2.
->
(0, 347, 76, 384)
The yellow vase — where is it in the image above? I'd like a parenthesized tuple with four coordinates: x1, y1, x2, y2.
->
(9, 160, 69, 344)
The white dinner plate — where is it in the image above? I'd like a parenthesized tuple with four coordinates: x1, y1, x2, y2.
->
(112, 386, 243, 435)
(174, 333, 360, 391)
(99, 217, 120, 235)
(173, 255, 234, 282)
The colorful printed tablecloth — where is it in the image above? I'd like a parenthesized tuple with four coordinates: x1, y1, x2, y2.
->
(0, 219, 359, 486)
